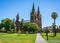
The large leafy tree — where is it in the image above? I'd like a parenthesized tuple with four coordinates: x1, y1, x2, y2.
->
(29, 23, 39, 33)
(23, 22, 39, 33)
(1, 18, 12, 32)
(23, 23, 29, 32)
(0, 23, 3, 31)
(51, 12, 58, 36)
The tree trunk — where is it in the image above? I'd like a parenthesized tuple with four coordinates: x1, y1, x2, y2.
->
(54, 19, 55, 24)
(55, 28, 56, 36)
(54, 19, 56, 36)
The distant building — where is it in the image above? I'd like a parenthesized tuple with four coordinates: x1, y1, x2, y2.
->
(59, 25, 60, 29)
(23, 20, 30, 23)
(42, 26, 53, 32)
(57, 25, 60, 32)
(30, 3, 42, 32)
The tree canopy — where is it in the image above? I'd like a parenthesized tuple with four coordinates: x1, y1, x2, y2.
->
(1, 18, 12, 32)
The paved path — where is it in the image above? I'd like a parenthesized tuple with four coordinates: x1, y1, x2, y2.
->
(35, 33, 47, 43)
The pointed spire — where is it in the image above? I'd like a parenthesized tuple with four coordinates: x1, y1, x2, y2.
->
(32, 3, 35, 12)
(38, 6, 40, 13)
(16, 13, 19, 21)
(37, 6, 40, 16)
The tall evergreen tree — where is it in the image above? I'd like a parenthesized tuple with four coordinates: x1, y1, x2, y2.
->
(15, 13, 20, 32)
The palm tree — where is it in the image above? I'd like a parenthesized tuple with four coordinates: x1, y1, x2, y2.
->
(51, 12, 58, 36)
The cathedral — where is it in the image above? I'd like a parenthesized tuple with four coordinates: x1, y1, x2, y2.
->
(30, 3, 42, 32)
(15, 3, 42, 32)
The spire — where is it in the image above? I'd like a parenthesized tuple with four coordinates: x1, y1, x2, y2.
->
(37, 6, 40, 16)
(38, 6, 40, 12)
(16, 13, 19, 21)
(32, 3, 35, 12)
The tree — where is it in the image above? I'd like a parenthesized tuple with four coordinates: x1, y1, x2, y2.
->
(52, 23, 56, 36)
(10, 19, 16, 33)
(0, 23, 3, 30)
(1, 18, 12, 32)
(23, 23, 29, 33)
(30, 23, 39, 33)
(23, 22, 39, 33)
(0, 23, 3, 32)
(51, 12, 58, 36)
(45, 27, 50, 36)
(20, 19, 24, 31)
(15, 13, 20, 32)
(45, 27, 49, 40)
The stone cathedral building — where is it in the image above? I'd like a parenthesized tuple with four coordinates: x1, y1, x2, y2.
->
(15, 3, 42, 32)
(30, 3, 42, 32)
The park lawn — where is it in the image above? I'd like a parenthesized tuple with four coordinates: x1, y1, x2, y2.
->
(41, 33, 60, 43)
(0, 33, 36, 43)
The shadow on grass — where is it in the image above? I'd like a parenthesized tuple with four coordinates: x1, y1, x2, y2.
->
(49, 35, 55, 37)
(41, 33, 55, 38)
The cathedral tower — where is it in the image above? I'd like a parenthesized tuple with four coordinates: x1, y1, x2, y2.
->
(37, 6, 42, 32)
(30, 3, 36, 23)
(30, 4, 42, 32)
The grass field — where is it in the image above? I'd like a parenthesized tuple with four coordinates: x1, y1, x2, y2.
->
(0, 33, 36, 43)
(41, 33, 60, 43)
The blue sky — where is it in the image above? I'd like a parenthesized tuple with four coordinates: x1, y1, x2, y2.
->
(0, 0, 60, 27)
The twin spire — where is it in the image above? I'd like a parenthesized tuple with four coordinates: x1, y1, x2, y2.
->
(32, 3, 40, 15)
(30, 3, 42, 32)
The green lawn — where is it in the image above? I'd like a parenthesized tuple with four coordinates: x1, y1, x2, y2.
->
(0, 33, 36, 43)
(41, 33, 60, 43)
